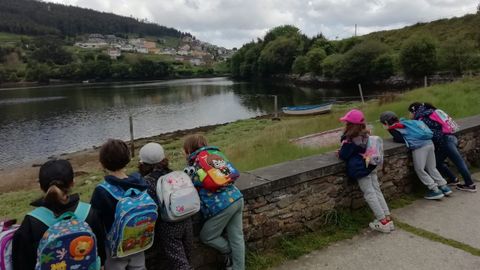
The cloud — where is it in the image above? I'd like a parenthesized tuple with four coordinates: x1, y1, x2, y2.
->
(48, 0, 477, 48)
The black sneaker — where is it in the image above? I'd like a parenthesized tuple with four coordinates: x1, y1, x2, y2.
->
(456, 184, 477, 192)
(222, 252, 233, 270)
(447, 178, 460, 186)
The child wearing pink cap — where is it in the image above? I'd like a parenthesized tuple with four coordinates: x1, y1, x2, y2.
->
(338, 109, 393, 233)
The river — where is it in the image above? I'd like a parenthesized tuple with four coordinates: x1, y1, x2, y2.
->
(0, 77, 377, 169)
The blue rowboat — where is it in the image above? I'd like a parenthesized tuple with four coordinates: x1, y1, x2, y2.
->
(282, 102, 333, 115)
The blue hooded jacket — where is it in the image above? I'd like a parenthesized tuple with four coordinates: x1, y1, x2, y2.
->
(90, 173, 149, 232)
(338, 135, 376, 180)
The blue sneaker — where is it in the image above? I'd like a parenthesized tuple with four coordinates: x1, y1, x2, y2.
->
(439, 185, 453, 196)
(424, 189, 444, 200)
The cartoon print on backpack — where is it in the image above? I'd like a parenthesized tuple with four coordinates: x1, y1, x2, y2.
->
(207, 154, 231, 175)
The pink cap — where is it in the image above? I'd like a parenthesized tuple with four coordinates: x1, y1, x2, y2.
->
(340, 109, 365, 124)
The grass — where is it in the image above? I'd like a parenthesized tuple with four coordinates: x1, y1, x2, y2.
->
(396, 221, 480, 257)
(246, 208, 374, 270)
(0, 32, 29, 44)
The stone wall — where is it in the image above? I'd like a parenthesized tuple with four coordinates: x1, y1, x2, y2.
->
(146, 115, 480, 269)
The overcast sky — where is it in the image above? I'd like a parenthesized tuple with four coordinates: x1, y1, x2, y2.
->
(48, 0, 477, 49)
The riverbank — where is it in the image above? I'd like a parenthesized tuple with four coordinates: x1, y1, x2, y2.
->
(1, 76, 479, 221)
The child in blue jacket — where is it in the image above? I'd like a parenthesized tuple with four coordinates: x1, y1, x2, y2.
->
(338, 109, 393, 233)
(380, 111, 452, 200)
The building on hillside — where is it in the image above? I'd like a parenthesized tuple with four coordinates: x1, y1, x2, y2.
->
(179, 44, 191, 51)
(158, 48, 176, 55)
(106, 48, 121, 60)
(182, 36, 193, 43)
(191, 50, 208, 57)
(190, 58, 205, 66)
(177, 50, 190, 56)
(119, 44, 135, 52)
(135, 46, 149, 54)
(175, 56, 186, 62)
(75, 42, 108, 49)
(144, 41, 157, 49)
(148, 48, 161, 54)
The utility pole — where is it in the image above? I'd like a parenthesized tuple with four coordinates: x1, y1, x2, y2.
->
(354, 24, 357, 37)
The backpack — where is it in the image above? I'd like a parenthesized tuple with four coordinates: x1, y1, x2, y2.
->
(398, 119, 433, 149)
(362, 136, 384, 166)
(99, 182, 157, 258)
(191, 147, 240, 192)
(429, 109, 459, 134)
(0, 220, 18, 270)
(27, 202, 100, 270)
(156, 171, 201, 222)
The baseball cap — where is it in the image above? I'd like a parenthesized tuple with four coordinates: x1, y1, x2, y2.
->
(139, 142, 165, 164)
(340, 109, 365, 124)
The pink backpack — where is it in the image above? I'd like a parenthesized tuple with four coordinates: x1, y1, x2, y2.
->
(429, 109, 459, 134)
(0, 220, 18, 270)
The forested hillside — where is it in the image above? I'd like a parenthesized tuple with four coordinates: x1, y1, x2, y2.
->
(0, 0, 186, 37)
(231, 12, 480, 84)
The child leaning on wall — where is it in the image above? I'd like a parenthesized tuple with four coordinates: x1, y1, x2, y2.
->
(138, 142, 194, 270)
(183, 134, 245, 270)
(338, 109, 394, 233)
(380, 111, 453, 200)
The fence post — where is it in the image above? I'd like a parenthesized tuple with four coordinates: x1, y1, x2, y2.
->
(358, 83, 365, 104)
(129, 115, 135, 158)
(424, 76, 428, 87)
(272, 95, 280, 120)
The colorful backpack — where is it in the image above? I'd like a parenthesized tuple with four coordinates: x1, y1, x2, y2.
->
(362, 136, 384, 166)
(189, 146, 240, 192)
(156, 171, 201, 222)
(99, 182, 157, 258)
(429, 109, 459, 134)
(27, 202, 100, 270)
(399, 119, 433, 149)
(0, 220, 19, 270)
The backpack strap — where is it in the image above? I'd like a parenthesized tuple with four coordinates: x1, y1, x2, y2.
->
(99, 181, 124, 200)
(28, 207, 56, 227)
(74, 202, 91, 222)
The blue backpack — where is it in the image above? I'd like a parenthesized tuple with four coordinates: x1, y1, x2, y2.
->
(99, 181, 158, 258)
(398, 118, 433, 149)
(28, 202, 100, 270)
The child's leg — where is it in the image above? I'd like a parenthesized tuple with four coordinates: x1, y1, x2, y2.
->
(182, 218, 194, 265)
(424, 144, 447, 186)
(412, 145, 438, 190)
(126, 252, 146, 270)
(157, 220, 193, 270)
(357, 173, 386, 220)
(200, 200, 243, 255)
(370, 171, 391, 217)
(225, 198, 245, 270)
(105, 249, 129, 269)
(435, 144, 458, 182)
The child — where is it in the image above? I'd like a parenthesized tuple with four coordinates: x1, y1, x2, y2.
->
(90, 139, 151, 269)
(380, 111, 452, 199)
(183, 134, 245, 270)
(409, 102, 476, 192)
(138, 142, 194, 270)
(12, 159, 105, 270)
(338, 109, 393, 233)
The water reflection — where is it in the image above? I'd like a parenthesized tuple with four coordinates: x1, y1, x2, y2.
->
(0, 77, 362, 168)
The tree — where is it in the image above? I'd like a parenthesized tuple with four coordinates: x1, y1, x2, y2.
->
(438, 38, 477, 74)
(321, 54, 344, 78)
(400, 37, 438, 78)
(263, 25, 301, 44)
(292, 56, 308, 75)
(306, 48, 327, 75)
(258, 36, 301, 75)
(336, 40, 393, 83)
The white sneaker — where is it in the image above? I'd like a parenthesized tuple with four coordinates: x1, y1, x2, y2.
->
(369, 220, 391, 233)
(389, 220, 395, 231)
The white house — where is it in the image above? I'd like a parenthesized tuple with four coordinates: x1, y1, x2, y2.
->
(107, 48, 121, 60)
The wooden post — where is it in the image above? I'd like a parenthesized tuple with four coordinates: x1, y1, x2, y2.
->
(358, 83, 365, 104)
(272, 95, 280, 121)
(424, 76, 428, 87)
(129, 115, 135, 157)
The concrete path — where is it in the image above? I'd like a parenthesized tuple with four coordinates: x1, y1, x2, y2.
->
(273, 174, 480, 270)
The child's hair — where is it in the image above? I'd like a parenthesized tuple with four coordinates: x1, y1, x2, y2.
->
(139, 159, 169, 176)
(183, 134, 208, 155)
(408, 102, 437, 113)
(379, 111, 399, 126)
(99, 139, 131, 171)
(39, 159, 74, 205)
(344, 123, 368, 139)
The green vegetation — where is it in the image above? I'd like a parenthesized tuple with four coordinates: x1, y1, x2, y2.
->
(232, 13, 480, 83)
(0, 0, 184, 37)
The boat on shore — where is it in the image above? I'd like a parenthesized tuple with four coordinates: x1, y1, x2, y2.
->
(282, 102, 333, 115)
